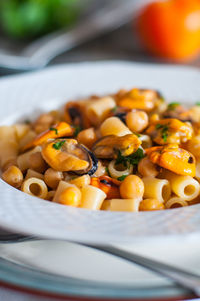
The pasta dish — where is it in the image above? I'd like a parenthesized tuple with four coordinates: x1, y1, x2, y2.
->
(1, 88, 200, 212)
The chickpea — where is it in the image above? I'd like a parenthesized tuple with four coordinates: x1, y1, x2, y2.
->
(77, 128, 97, 149)
(29, 152, 47, 173)
(139, 199, 165, 211)
(154, 101, 168, 114)
(2, 166, 23, 188)
(126, 110, 148, 133)
(120, 175, 144, 200)
(188, 106, 200, 123)
(138, 156, 160, 177)
(33, 113, 55, 134)
(59, 186, 81, 207)
(36, 113, 55, 125)
(149, 113, 159, 123)
(44, 168, 63, 189)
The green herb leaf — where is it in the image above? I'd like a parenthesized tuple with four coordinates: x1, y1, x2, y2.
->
(49, 127, 58, 135)
(73, 125, 82, 137)
(134, 132, 141, 137)
(156, 124, 169, 142)
(111, 106, 118, 113)
(129, 148, 145, 165)
(195, 102, 200, 106)
(24, 119, 31, 125)
(105, 167, 111, 177)
(167, 102, 180, 110)
(115, 148, 145, 168)
(162, 131, 168, 142)
(156, 124, 163, 130)
(117, 175, 127, 181)
(52, 140, 66, 150)
(115, 150, 127, 167)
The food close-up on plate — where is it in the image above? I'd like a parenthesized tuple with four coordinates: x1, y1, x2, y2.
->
(0, 61, 200, 300)
(1, 0, 200, 300)
(0, 61, 200, 244)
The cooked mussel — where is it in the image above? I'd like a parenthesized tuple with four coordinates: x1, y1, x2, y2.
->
(162, 103, 192, 122)
(146, 118, 193, 145)
(65, 101, 91, 128)
(116, 88, 163, 112)
(92, 134, 141, 159)
(42, 139, 98, 175)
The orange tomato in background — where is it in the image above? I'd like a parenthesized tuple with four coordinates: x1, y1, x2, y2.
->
(137, 0, 200, 62)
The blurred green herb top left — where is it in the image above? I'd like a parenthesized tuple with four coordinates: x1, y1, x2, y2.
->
(0, 0, 81, 40)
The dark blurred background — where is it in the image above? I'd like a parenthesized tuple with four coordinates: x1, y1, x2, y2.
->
(0, 0, 200, 76)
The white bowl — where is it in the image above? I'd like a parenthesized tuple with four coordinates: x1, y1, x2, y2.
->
(0, 61, 200, 244)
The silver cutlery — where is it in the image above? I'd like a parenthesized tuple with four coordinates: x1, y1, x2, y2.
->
(0, 0, 151, 71)
(0, 233, 199, 297)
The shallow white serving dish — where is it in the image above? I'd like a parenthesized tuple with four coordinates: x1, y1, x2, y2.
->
(0, 61, 200, 244)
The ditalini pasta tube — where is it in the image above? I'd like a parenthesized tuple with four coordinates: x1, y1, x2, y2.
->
(80, 185, 106, 210)
(108, 160, 133, 179)
(162, 171, 200, 201)
(0, 126, 19, 169)
(100, 117, 132, 137)
(142, 177, 171, 203)
(13, 124, 30, 142)
(195, 160, 200, 182)
(19, 130, 37, 149)
(46, 190, 56, 202)
(0, 140, 18, 169)
(21, 177, 48, 199)
(53, 181, 76, 203)
(165, 197, 188, 209)
(25, 169, 44, 180)
(107, 198, 140, 212)
(17, 146, 41, 172)
(86, 96, 116, 125)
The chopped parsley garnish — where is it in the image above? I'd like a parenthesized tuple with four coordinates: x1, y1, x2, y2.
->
(167, 102, 180, 110)
(24, 119, 31, 125)
(156, 124, 169, 142)
(195, 102, 200, 106)
(160, 96, 165, 102)
(134, 132, 141, 137)
(155, 124, 163, 130)
(52, 140, 66, 150)
(111, 106, 118, 113)
(117, 175, 127, 181)
(115, 148, 144, 168)
(49, 127, 58, 135)
(105, 167, 111, 177)
(162, 131, 168, 143)
(73, 125, 82, 137)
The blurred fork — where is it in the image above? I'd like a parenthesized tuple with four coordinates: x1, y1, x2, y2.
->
(0, 0, 151, 71)
(0, 233, 200, 297)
